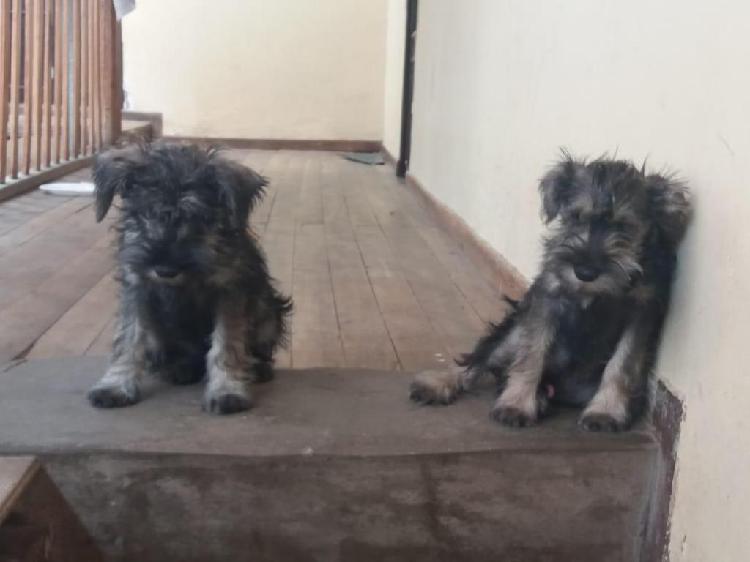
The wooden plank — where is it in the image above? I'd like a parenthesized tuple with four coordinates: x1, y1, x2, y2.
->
(0, 196, 90, 255)
(417, 225, 509, 324)
(0, 0, 11, 182)
(296, 154, 323, 225)
(248, 150, 285, 231)
(28, 268, 117, 358)
(376, 218, 487, 360)
(326, 224, 399, 371)
(0, 199, 103, 311)
(354, 224, 451, 372)
(53, 0, 61, 163)
(21, 0, 33, 175)
(321, 153, 349, 227)
(265, 150, 303, 234)
(71, 0, 80, 156)
(290, 223, 344, 368)
(41, 0, 51, 167)
(7, 0, 21, 178)
(316, 154, 399, 370)
(31, 0, 44, 170)
(338, 159, 378, 227)
(0, 241, 114, 361)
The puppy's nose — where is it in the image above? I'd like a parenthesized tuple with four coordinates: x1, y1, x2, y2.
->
(573, 264, 600, 282)
(152, 265, 181, 279)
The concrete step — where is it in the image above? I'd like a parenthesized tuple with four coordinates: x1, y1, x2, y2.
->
(0, 357, 658, 562)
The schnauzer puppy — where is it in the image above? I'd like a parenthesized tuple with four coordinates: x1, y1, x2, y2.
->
(87, 142, 292, 414)
(410, 154, 692, 431)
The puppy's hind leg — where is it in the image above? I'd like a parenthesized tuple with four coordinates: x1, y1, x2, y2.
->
(249, 290, 293, 383)
(409, 368, 481, 406)
(409, 313, 519, 405)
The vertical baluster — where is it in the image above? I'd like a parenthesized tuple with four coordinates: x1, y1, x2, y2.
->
(99, 0, 111, 145)
(41, 0, 50, 167)
(8, 0, 20, 178)
(53, 0, 61, 163)
(22, 0, 34, 175)
(0, 0, 11, 183)
(32, 0, 44, 170)
(71, 0, 79, 156)
(92, 0, 100, 150)
(78, 0, 86, 155)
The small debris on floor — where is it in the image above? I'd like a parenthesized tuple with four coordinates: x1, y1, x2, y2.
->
(342, 152, 385, 166)
(40, 182, 95, 196)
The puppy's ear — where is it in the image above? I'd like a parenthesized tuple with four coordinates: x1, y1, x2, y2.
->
(214, 159, 268, 229)
(647, 174, 692, 246)
(538, 155, 582, 223)
(92, 144, 145, 222)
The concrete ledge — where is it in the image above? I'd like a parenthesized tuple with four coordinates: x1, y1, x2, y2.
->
(0, 357, 654, 457)
(0, 358, 657, 562)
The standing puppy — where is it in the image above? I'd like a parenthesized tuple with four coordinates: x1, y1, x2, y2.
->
(88, 143, 292, 415)
(410, 154, 691, 431)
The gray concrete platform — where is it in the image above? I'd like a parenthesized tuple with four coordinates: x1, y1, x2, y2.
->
(0, 357, 657, 562)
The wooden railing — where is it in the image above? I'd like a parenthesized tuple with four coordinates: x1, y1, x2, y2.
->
(0, 0, 121, 186)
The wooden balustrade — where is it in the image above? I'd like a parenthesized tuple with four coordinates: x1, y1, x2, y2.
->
(0, 0, 121, 186)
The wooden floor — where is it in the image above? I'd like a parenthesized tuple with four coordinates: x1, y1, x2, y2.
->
(0, 150, 512, 371)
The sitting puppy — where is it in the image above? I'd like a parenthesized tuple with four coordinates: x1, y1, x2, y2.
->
(410, 154, 691, 431)
(87, 142, 292, 415)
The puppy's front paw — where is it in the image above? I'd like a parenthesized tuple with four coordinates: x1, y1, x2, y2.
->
(409, 370, 462, 405)
(203, 386, 252, 415)
(579, 412, 629, 433)
(88, 380, 140, 408)
(490, 406, 537, 428)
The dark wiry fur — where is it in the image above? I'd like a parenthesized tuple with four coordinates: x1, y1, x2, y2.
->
(410, 153, 691, 431)
(87, 142, 292, 415)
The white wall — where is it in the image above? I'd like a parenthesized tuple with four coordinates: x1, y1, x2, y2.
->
(382, 0, 405, 158)
(122, 0, 387, 140)
(403, 1, 750, 560)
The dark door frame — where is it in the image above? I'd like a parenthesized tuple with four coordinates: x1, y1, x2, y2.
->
(396, 0, 418, 177)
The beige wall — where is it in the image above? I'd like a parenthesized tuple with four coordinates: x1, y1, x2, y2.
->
(403, 1, 750, 560)
(122, 0, 387, 140)
(382, 0, 405, 158)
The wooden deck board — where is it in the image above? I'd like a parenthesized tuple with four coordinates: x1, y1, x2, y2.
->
(0, 149, 512, 371)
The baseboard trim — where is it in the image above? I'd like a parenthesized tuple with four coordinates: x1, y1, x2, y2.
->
(403, 171, 528, 299)
(162, 136, 381, 153)
(0, 157, 94, 204)
(641, 381, 684, 562)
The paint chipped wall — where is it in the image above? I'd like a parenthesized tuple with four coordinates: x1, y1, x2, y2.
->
(394, 1, 750, 559)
